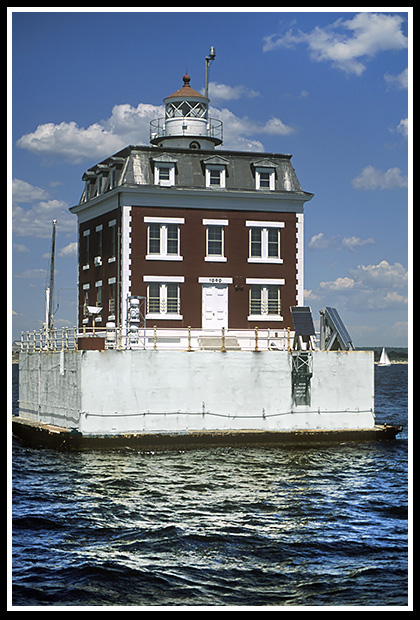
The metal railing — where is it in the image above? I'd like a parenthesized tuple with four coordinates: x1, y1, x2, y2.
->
(150, 117, 223, 143)
(20, 326, 315, 353)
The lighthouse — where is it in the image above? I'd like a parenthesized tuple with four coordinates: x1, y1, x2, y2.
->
(150, 73, 223, 149)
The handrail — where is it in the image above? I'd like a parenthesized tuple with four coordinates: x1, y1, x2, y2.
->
(20, 325, 312, 353)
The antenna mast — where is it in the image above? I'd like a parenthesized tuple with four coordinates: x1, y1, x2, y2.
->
(204, 46, 216, 99)
(46, 219, 57, 331)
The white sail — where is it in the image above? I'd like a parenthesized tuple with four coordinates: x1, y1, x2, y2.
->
(378, 347, 391, 366)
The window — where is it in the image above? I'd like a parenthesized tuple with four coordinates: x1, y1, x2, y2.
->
(95, 281, 102, 317)
(108, 278, 116, 317)
(145, 217, 184, 261)
(246, 221, 284, 263)
(82, 229, 90, 270)
(205, 165, 226, 188)
(246, 279, 284, 321)
(154, 162, 175, 186)
(109, 219, 116, 262)
(144, 277, 184, 320)
(203, 219, 228, 262)
(255, 167, 275, 190)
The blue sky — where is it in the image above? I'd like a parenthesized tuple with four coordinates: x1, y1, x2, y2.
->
(10, 9, 411, 346)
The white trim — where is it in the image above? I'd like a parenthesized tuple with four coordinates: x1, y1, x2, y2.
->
(296, 213, 304, 306)
(146, 313, 183, 321)
(204, 256, 227, 262)
(121, 206, 132, 324)
(154, 162, 175, 187)
(95, 224, 103, 232)
(202, 218, 229, 226)
(146, 255, 183, 261)
(246, 278, 285, 285)
(248, 257, 283, 264)
(108, 219, 116, 227)
(198, 277, 233, 284)
(143, 275, 185, 283)
(255, 167, 275, 191)
(144, 216, 185, 224)
(246, 220, 285, 228)
(247, 314, 283, 322)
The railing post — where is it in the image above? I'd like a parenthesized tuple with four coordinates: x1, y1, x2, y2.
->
(221, 327, 226, 352)
(153, 325, 157, 350)
(187, 326, 192, 352)
(254, 326, 259, 352)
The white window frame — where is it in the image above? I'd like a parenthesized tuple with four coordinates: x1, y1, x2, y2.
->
(205, 164, 226, 188)
(246, 278, 284, 322)
(154, 162, 175, 187)
(143, 275, 184, 320)
(82, 229, 90, 270)
(246, 220, 284, 264)
(203, 218, 228, 262)
(144, 216, 184, 261)
(255, 167, 275, 190)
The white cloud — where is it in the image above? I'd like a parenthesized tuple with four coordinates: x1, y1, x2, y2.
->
(317, 260, 408, 311)
(16, 93, 295, 162)
(396, 118, 408, 138)
(59, 242, 78, 258)
(207, 82, 261, 101)
(341, 236, 375, 252)
(351, 165, 408, 190)
(384, 67, 408, 90)
(12, 178, 75, 239)
(308, 232, 374, 251)
(308, 232, 338, 250)
(263, 13, 408, 76)
(16, 102, 164, 164)
(12, 178, 49, 203)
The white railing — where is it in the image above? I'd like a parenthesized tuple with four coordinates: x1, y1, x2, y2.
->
(20, 326, 320, 353)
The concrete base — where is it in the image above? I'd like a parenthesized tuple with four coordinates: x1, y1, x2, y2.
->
(12, 417, 402, 452)
(18, 348, 376, 438)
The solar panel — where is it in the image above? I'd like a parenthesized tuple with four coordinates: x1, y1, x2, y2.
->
(320, 307, 354, 350)
(290, 306, 316, 336)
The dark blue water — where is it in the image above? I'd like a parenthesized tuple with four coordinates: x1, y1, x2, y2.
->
(11, 364, 409, 607)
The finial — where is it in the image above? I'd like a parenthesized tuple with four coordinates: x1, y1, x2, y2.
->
(183, 74, 191, 86)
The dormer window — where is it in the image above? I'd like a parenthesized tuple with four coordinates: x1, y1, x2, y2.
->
(152, 154, 177, 187)
(203, 155, 229, 189)
(253, 159, 277, 191)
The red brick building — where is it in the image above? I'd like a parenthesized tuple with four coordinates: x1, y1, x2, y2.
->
(70, 74, 313, 342)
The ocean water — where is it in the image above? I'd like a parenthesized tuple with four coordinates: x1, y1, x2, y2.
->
(11, 363, 409, 608)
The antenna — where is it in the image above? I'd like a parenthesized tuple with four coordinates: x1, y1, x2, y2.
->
(204, 46, 216, 99)
(46, 220, 57, 331)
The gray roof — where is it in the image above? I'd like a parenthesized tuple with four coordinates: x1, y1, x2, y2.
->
(78, 145, 312, 204)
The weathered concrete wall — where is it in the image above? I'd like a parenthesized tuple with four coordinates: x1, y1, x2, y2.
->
(78, 349, 374, 435)
(19, 349, 375, 436)
(19, 350, 81, 429)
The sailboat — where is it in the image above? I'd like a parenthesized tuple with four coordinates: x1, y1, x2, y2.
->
(378, 347, 391, 366)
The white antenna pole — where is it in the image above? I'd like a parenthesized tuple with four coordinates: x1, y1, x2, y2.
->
(47, 220, 57, 331)
(204, 46, 216, 99)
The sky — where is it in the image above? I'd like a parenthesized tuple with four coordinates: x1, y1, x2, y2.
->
(9, 8, 411, 347)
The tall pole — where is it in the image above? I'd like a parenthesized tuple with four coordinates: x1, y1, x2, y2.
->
(204, 46, 216, 99)
(48, 220, 57, 331)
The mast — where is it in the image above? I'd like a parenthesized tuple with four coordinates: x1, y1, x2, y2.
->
(46, 220, 57, 331)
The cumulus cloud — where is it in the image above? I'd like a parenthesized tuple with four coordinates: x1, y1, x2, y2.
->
(16, 89, 296, 163)
(12, 178, 75, 238)
(351, 165, 408, 190)
(384, 67, 408, 90)
(263, 12, 408, 76)
(207, 81, 261, 101)
(15, 102, 164, 164)
(317, 260, 408, 310)
(308, 232, 374, 251)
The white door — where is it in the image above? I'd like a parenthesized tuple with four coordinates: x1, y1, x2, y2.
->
(202, 284, 228, 330)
